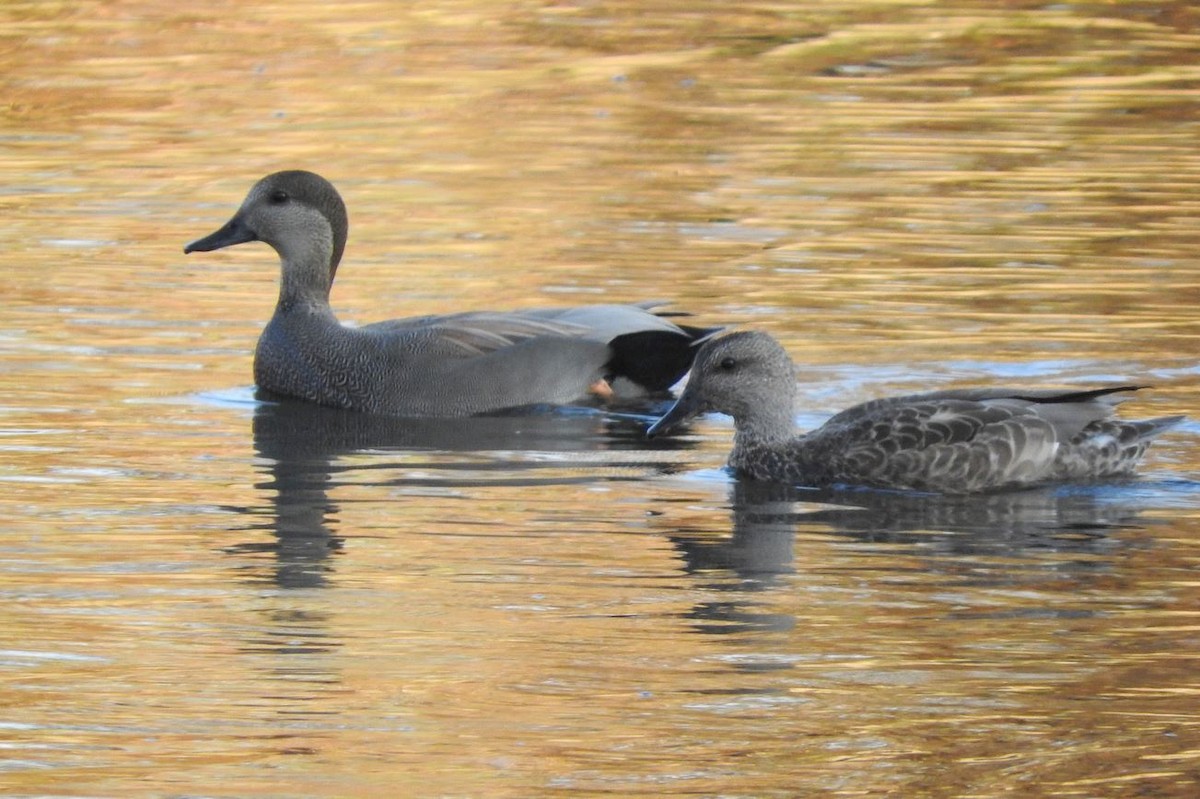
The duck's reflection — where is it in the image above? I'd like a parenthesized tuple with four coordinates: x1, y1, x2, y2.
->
(669, 477, 1169, 634)
(245, 393, 690, 588)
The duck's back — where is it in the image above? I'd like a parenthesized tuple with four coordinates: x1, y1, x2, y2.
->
(735, 387, 1181, 493)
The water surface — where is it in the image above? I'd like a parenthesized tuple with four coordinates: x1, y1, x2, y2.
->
(2, 1, 1199, 796)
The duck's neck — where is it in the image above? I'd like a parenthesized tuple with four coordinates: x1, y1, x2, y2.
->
(732, 404, 797, 450)
(728, 406, 797, 479)
(275, 233, 336, 312)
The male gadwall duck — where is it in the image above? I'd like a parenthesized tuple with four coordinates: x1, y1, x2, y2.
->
(647, 331, 1183, 493)
(184, 170, 719, 416)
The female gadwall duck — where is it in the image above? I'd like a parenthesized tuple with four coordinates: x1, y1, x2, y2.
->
(647, 331, 1183, 493)
(184, 170, 718, 416)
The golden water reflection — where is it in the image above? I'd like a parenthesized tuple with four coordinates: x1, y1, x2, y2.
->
(2, 0, 1199, 796)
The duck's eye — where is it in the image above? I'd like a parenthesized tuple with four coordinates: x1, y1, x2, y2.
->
(718, 357, 737, 371)
(268, 189, 289, 205)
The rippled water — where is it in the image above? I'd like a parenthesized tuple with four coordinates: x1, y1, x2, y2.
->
(3, 1, 1199, 796)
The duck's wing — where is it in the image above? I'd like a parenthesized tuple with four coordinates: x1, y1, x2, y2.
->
(815, 386, 1180, 492)
(361, 311, 589, 353)
(815, 396, 1063, 493)
(517, 303, 695, 341)
(825, 386, 1139, 437)
(421, 332, 617, 412)
(364, 304, 719, 396)
(354, 309, 694, 415)
(351, 320, 611, 416)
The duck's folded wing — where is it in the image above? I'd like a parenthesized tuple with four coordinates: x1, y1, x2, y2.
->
(366, 306, 714, 396)
(825, 399, 1061, 492)
(380, 330, 613, 415)
(825, 386, 1139, 431)
(517, 304, 690, 341)
(363, 311, 590, 354)
(362, 304, 688, 345)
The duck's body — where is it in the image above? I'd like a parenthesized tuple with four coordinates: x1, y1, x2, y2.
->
(185, 170, 717, 416)
(648, 332, 1183, 494)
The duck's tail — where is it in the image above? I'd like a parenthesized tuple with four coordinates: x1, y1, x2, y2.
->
(607, 322, 723, 394)
(1056, 414, 1185, 480)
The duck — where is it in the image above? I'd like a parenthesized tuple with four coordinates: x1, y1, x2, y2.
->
(184, 170, 719, 416)
(647, 331, 1184, 493)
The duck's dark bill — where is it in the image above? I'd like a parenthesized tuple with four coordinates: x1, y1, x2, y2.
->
(184, 216, 257, 254)
(646, 394, 704, 438)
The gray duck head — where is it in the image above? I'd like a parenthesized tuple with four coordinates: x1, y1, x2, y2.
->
(647, 330, 798, 439)
(184, 170, 350, 297)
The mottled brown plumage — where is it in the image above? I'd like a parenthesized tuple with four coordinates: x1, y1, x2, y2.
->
(648, 331, 1183, 494)
(184, 170, 718, 416)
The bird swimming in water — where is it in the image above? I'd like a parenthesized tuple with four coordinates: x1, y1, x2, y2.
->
(647, 331, 1183, 494)
(184, 170, 718, 416)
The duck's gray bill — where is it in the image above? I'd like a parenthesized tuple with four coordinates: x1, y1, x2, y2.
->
(184, 216, 256, 254)
(645, 394, 703, 438)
